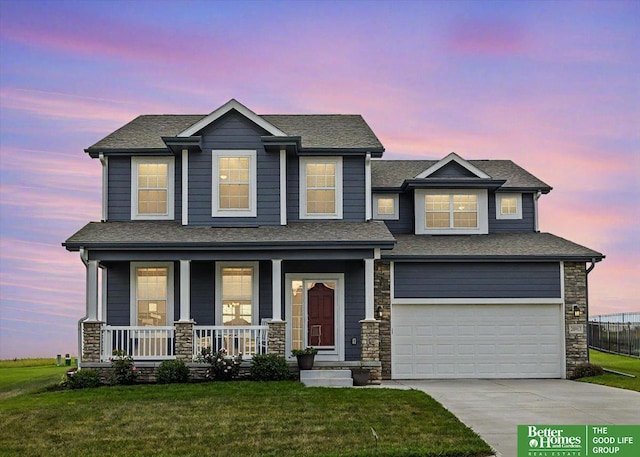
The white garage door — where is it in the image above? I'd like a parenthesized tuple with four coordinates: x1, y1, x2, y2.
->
(392, 304, 563, 379)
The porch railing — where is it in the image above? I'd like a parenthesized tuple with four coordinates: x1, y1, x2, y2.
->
(102, 325, 176, 362)
(193, 326, 268, 359)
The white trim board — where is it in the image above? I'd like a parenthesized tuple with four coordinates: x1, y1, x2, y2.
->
(391, 298, 564, 305)
(415, 152, 490, 179)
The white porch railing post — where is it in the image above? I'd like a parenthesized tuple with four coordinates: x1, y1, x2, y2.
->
(86, 260, 99, 322)
(272, 259, 283, 321)
(364, 258, 375, 321)
(179, 260, 191, 322)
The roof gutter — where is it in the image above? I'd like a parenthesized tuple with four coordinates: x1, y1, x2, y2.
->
(585, 257, 597, 362)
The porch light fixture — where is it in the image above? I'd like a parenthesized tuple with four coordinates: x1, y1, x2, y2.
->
(376, 305, 383, 319)
(573, 305, 580, 317)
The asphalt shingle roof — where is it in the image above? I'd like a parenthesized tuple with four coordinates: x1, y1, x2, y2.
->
(371, 160, 551, 190)
(87, 113, 384, 151)
(63, 220, 395, 250)
(384, 233, 604, 261)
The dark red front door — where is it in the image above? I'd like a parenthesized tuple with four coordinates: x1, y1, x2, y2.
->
(307, 282, 335, 347)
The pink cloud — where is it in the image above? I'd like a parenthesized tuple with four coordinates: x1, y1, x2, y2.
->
(447, 20, 528, 56)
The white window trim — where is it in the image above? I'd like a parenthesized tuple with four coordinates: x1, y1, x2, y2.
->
(373, 193, 399, 220)
(212, 150, 257, 218)
(284, 273, 345, 362)
(415, 189, 488, 235)
(215, 262, 260, 326)
(131, 157, 175, 220)
(496, 193, 523, 220)
(299, 156, 343, 219)
(129, 262, 174, 326)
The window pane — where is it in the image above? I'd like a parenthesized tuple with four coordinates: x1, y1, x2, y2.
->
(453, 212, 478, 228)
(377, 198, 394, 215)
(453, 194, 477, 211)
(426, 195, 449, 211)
(307, 189, 335, 214)
(137, 163, 169, 215)
(137, 268, 167, 326)
(426, 212, 450, 228)
(501, 197, 517, 214)
(222, 267, 253, 326)
(306, 162, 336, 214)
(218, 156, 250, 210)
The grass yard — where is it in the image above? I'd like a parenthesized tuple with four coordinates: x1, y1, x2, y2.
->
(0, 358, 71, 400)
(0, 379, 492, 457)
(577, 349, 640, 392)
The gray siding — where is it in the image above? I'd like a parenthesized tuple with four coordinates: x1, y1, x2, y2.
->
(189, 111, 280, 226)
(429, 161, 477, 178)
(288, 155, 365, 221)
(282, 260, 364, 361)
(106, 262, 130, 325)
(190, 261, 214, 325)
(394, 262, 561, 299)
(382, 191, 414, 234)
(107, 156, 181, 222)
(489, 192, 536, 232)
(107, 157, 131, 221)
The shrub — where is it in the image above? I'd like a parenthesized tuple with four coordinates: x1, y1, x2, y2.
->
(110, 350, 138, 385)
(196, 348, 242, 381)
(250, 354, 290, 381)
(571, 362, 604, 379)
(67, 369, 101, 389)
(156, 359, 189, 384)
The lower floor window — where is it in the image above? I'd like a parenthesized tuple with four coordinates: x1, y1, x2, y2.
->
(221, 266, 255, 326)
(136, 267, 168, 326)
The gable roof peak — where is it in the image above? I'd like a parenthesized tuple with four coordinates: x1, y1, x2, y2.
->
(415, 152, 491, 179)
(177, 98, 287, 138)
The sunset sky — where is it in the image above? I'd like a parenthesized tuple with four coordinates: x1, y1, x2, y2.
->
(0, 0, 638, 359)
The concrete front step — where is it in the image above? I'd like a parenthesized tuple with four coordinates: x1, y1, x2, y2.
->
(300, 369, 353, 387)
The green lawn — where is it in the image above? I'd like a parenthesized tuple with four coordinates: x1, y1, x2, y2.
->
(0, 359, 72, 400)
(577, 349, 640, 392)
(0, 378, 492, 457)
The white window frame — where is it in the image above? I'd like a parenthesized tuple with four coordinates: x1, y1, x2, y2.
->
(299, 156, 343, 219)
(496, 193, 523, 220)
(415, 189, 488, 235)
(212, 150, 257, 218)
(372, 193, 399, 220)
(284, 273, 345, 362)
(129, 262, 174, 326)
(131, 157, 175, 220)
(215, 262, 260, 326)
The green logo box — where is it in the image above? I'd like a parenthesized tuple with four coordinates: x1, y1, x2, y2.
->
(518, 425, 639, 457)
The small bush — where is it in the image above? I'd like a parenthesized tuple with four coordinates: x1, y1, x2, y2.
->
(67, 369, 101, 389)
(196, 348, 242, 381)
(156, 359, 189, 384)
(110, 350, 138, 385)
(571, 362, 604, 379)
(250, 354, 290, 381)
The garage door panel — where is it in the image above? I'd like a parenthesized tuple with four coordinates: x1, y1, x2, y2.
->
(392, 304, 562, 379)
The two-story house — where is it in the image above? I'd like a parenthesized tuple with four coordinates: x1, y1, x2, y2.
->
(64, 99, 603, 381)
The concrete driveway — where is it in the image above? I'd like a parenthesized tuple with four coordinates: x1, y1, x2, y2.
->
(385, 379, 640, 457)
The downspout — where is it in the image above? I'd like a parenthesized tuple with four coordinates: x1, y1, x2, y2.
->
(585, 258, 597, 362)
(534, 191, 542, 232)
(99, 153, 108, 222)
(77, 248, 89, 369)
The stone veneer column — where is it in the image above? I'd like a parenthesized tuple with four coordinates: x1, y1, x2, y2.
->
(360, 320, 381, 381)
(267, 320, 286, 357)
(374, 260, 392, 379)
(82, 321, 103, 363)
(174, 321, 194, 362)
(564, 262, 588, 378)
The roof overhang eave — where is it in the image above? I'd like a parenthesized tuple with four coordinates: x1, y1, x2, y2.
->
(380, 254, 605, 262)
(401, 179, 507, 191)
(85, 148, 171, 158)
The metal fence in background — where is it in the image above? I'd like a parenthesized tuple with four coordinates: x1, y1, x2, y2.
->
(589, 313, 640, 357)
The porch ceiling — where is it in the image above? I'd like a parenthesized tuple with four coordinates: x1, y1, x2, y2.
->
(63, 220, 395, 251)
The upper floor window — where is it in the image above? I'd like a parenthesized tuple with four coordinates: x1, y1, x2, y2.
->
(496, 193, 523, 220)
(299, 157, 343, 219)
(415, 189, 488, 235)
(372, 193, 399, 220)
(131, 157, 174, 220)
(212, 150, 257, 217)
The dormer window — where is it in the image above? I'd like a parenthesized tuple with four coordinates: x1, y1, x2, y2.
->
(131, 157, 175, 220)
(496, 193, 522, 220)
(373, 193, 399, 220)
(415, 189, 488, 235)
(212, 150, 257, 217)
(299, 157, 343, 219)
